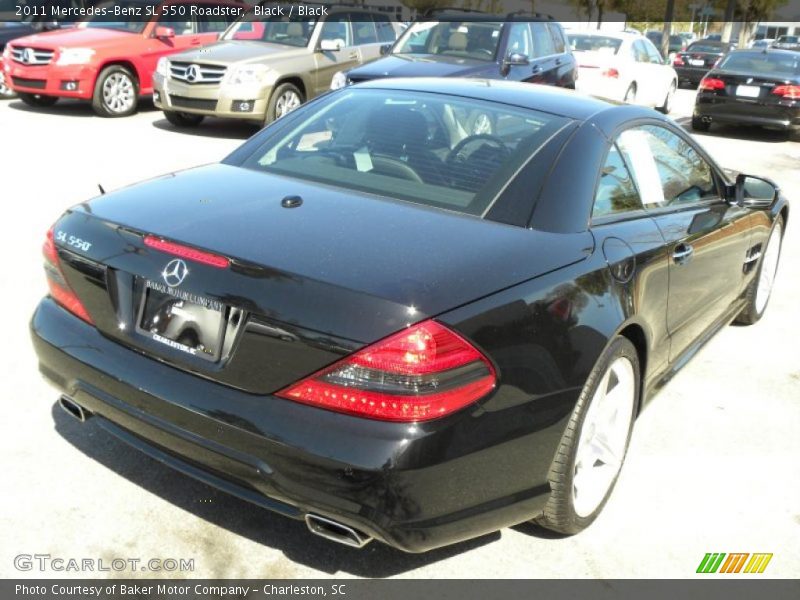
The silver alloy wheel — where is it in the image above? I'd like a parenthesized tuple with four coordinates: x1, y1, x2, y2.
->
(572, 356, 635, 518)
(472, 112, 493, 135)
(275, 89, 301, 118)
(0, 71, 14, 98)
(755, 221, 782, 314)
(102, 72, 135, 114)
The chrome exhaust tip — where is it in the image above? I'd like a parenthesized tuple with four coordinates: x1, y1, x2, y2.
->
(58, 395, 90, 423)
(305, 514, 373, 548)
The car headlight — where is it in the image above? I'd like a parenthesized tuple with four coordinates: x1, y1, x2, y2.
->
(225, 64, 271, 86)
(156, 57, 169, 77)
(56, 48, 95, 66)
(330, 70, 349, 90)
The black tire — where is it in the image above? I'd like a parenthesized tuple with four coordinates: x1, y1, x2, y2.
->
(265, 82, 304, 125)
(18, 92, 58, 107)
(92, 65, 138, 117)
(163, 111, 205, 128)
(734, 215, 784, 326)
(535, 336, 640, 535)
(691, 115, 710, 132)
(657, 80, 676, 114)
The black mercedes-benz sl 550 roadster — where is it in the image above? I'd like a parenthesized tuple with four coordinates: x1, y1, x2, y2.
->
(31, 78, 787, 552)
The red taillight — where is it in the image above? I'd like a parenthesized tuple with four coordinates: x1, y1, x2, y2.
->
(277, 320, 497, 422)
(673, 55, 685, 66)
(772, 84, 800, 100)
(699, 77, 725, 91)
(43, 227, 93, 324)
(143, 235, 230, 268)
(601, 68, 619, 79)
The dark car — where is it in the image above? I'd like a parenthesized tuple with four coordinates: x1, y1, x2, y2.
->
(339, 12, 577, 114)
(673, 40, 737, 86)
(32, 78, 787, 552)
(645, 30, 686, 57)
(692, 49, 800, 133)
(772, 35, 800, 52)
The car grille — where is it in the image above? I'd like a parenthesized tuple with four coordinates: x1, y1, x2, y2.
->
(11, 76, 46, 89)
(10, 46, 55, 66)
(169, 95, 218, 111)
(169, 62, 227, 84)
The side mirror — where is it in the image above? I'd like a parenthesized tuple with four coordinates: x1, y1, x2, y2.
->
(319, 39, 343, 52)
(733, 173, 778, 208)
(155, 26, 175, 39)
(379, 43, 392, 56)
(504, 52, 530, 67)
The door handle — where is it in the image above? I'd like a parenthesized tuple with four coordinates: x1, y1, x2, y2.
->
(349, 52, 358, 60)
(531, 64, 542, 73)
(672, 243, 694, 265)
(190, 38, 201, 45)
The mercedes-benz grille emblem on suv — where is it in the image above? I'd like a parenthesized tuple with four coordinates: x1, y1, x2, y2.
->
(186, 65, 200, 83)
(22, 48, 35, 64)
(162, 259, 189, 287)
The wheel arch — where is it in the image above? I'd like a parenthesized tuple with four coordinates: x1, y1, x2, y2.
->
(95, 60, 142, 91)
(615, 321, 648, 415)
(273, 75, 308, 100)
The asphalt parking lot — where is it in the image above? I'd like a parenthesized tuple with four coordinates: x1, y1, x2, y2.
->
(1, 88, 798, 579)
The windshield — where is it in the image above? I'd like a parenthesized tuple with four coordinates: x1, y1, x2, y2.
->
(568, 34, 622, 54)
(79, 1, 157, 33)
(223, 11, 316, 46)
(720, 52, 800, 77)
(394, 21, 503, 61)
(240, 89, 567, 217)
(687, 42, 723, 53)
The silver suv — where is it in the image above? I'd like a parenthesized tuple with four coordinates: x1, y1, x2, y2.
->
(153, 3, 401, 127)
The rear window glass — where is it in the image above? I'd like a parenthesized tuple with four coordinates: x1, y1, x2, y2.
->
(241, 89, 568, 217)
(687, 42, 723, 52)
(777, 36, 798, 43)
(719, 52, 800, 77)
(568, 34, 622, 54)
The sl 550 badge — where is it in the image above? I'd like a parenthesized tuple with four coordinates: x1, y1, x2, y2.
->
(56, 230, 92, 253)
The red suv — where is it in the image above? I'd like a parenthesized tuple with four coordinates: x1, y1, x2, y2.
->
(2, 0, 243, 116)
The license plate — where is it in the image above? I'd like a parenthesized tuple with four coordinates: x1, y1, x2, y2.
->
(138, 280, 227, 361)
(736, 85, 760, 98)
(689, 59, 704, 66)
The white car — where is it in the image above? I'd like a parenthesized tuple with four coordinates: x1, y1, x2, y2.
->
(568, 30, 678, 113)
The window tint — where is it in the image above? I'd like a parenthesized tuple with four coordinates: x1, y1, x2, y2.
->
(352, 17, 378, 45)
(198, 10, 236, 33)
(531, 22, 556, 57)
(719, 52, 800, 77)
(225, 17, 316, 47)
(633, 40, 650, 62)
(394, 21, 503, 61)
(372, 14, 396, 43)
(593, 144, 642, 217)
(241, 89, 568, 217)
(548, 23, 566, 53)
(617, 125, 717, 209)
(507, 22, 533, 58)
(568, 34, 622, 54)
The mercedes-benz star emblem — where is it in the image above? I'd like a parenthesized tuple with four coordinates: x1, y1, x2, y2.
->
(22, 48, 35, 64)
(162, 259, 189, 287)
(186, 64, 200, 83)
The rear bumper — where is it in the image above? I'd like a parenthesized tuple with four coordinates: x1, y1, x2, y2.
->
(152, 73, 270, 121)
(4, 60, 97, 99)
(31, 298, 559, 552)
(695, 95, 800, 130)
(674, 66, 710, 83)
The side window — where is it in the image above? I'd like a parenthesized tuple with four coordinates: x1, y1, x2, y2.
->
(644, 40, 663, 63)
(157, 9, 195, 36)
(198, 11, 235, 34)
(531, 22, 556, 57)
(320, 15, 352, 47)
(593, 143, 643, 218)
(617, 125, 718, 209)
(547, 23, 566, 53)
(372, 14, 396, 43)
(352, 16, 378, 45)
(506, 22, 533, 58)
(632, 40, 650, 63)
